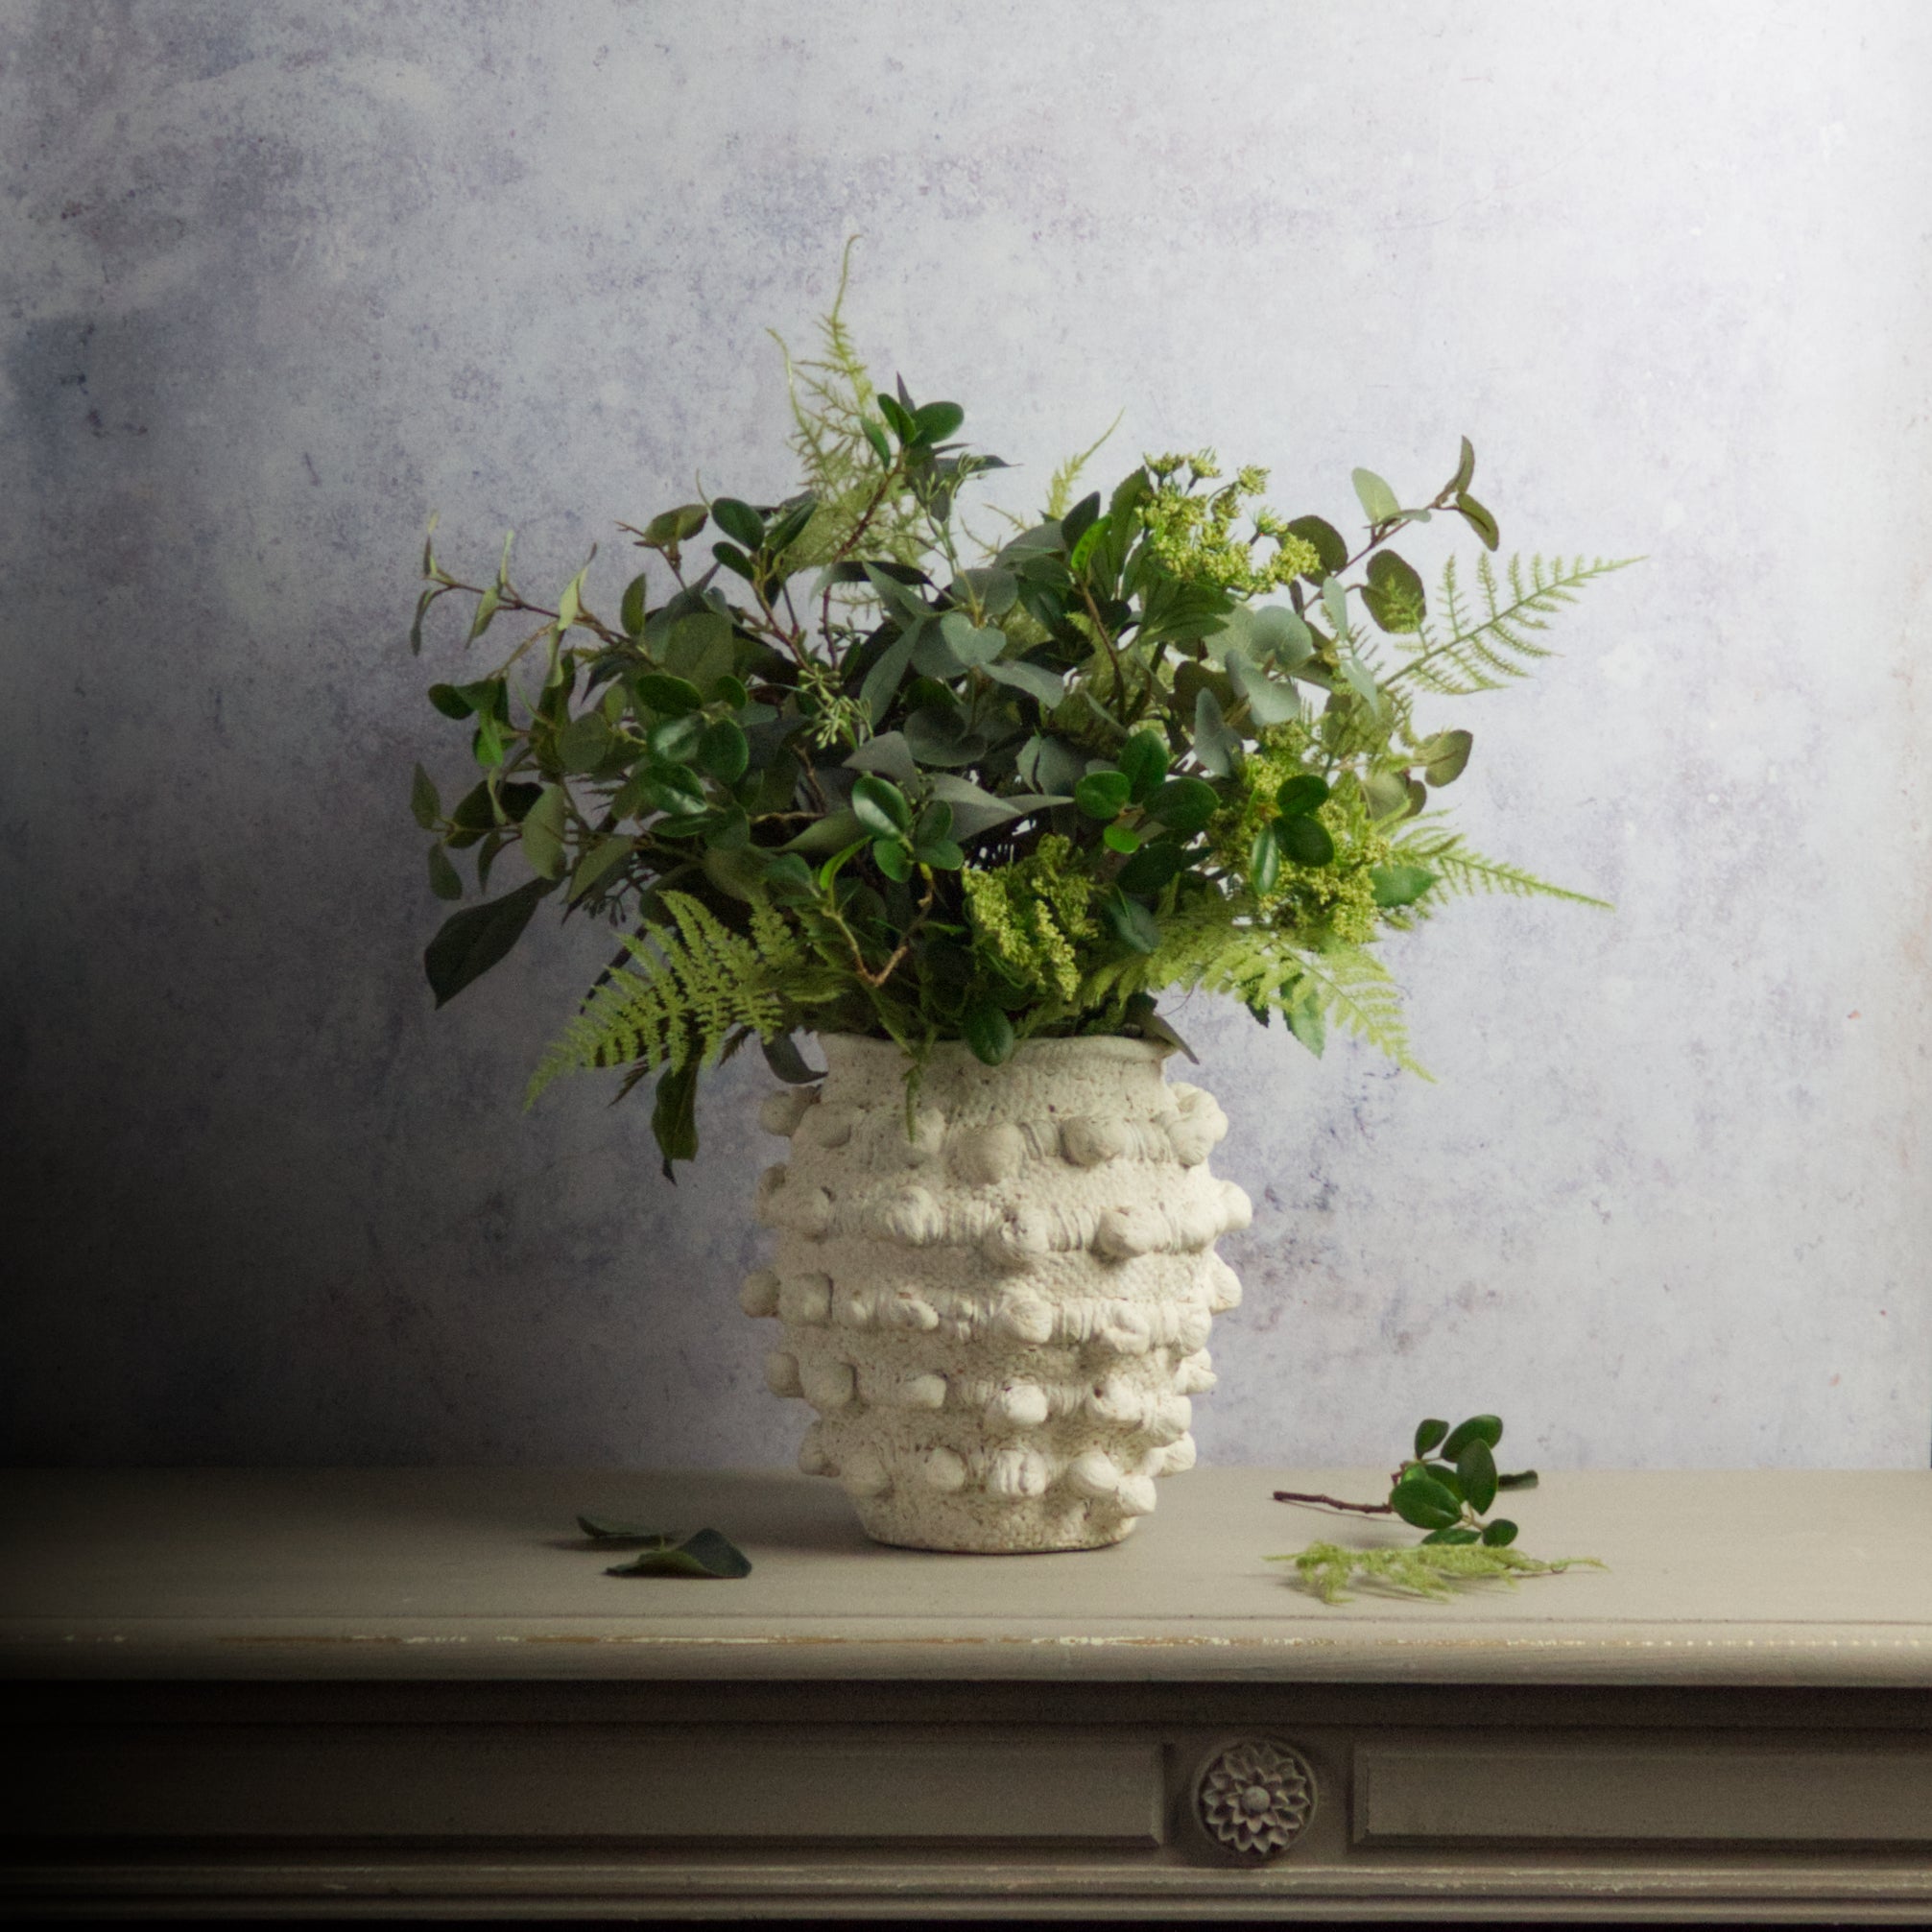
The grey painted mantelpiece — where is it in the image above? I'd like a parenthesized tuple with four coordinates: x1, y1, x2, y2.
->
(2, 4, 1927, 1469)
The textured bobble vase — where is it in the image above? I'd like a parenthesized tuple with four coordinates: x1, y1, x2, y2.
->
(742, 1033, 1250, 1553)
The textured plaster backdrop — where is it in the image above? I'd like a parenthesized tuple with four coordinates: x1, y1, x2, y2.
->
(2, 1, 1927, 1469)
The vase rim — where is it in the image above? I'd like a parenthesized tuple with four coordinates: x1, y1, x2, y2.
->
(812, 1031, 1173, 1068)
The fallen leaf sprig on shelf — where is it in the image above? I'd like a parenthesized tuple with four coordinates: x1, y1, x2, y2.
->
(577, 1515, 753, 1579)
(1267, 1414, 1603, 1604)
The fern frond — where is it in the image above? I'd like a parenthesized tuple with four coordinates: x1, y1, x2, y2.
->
(525, 894, 804, 1106)
(1388, 554, 1636, 698)
(767, 239, 926, 573)
(1391, 824, 1611, 909)
(1042, 411, 1125, 521)
(1081, 899, 1423, 1073)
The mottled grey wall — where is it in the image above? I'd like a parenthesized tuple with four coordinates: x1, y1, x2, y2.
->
(3, 0, 1926, 1470)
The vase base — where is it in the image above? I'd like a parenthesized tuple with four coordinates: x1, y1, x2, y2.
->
(850, 1492, 1144, 1555)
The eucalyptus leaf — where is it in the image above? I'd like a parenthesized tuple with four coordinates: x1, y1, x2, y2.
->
(1455, 490, 1500, 552)
(1191, 687, 1240, 778)
(1226, 648, 1301, 726)
(1420, 727, 1473, 786)
(981, 656, 1065, 707)
(859, 624, 921, 723)
(844, 731, 921, 787)
(1251, 603, 1316, 668)
(925, 775, 1066, 840)
(1351, 466, 1401, 524)
(1101, 889, 1159, 954)
(1362, 550, 1426, 633)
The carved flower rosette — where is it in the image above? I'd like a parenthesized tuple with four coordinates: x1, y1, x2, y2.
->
(743, 1034, 1249, 1552)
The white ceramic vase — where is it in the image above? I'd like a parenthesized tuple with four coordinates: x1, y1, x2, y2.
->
(743, 1033, 1250, 1552)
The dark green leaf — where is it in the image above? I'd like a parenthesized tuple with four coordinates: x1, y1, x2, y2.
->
(1117, 729, 1169, 802)
(577, 1516, 673, 1544)
(423, 876, 555, 1007)
(1455, 490, 1500, 551)
(652, 1060, 701, 1177)
(1061, 490, 1102, 549)
(426, 844, 462, 900)
(702, 804, 750, 849)
(1352, 466, 1401, 524)
(761, 1033, 824, 1084)
(925, 775, 1066, 840)
(711, 539, 755, 582)
(1442, 1414, 1505, 1458)
(1102, 822, 1140, 855)
(913, 799, 954, 847)
(1249, 822, 1282, 895)
(859, 624, 921, 724)
(918, 837, 965, 870)
(1275, 775, 1330, 818)
(636, 672, 704, 717)
(639, 504, 708, 550)
(427, 682, 472, 721)
(520, 784, 569, 880)
(764, 492, 818, 556)
(877, 393, 913, 443)
(1420, 1526, 1482, 1546)
(1458, 1436, 1499, 1515)
(1450, 436, 1476, 496)
(1284, 514, 1348, 577)
(619, 572, 649, 637)
(1480, 1518, 1518, 1547)
(860, 417, 891, 464)
(911, 400, 965, 443)
(605, 1525, 751, 1579)
(1414, 1417, 1450, 1459)
(844, 730, 920, 788)
(1075, 769, 1132, 820)
(871, 836, 914, 882)
(1496, 1469, 1539, 1492)
(1101, 888, 1159, 954)
(1371, 863, 1437, 908)
(1147, 776, 1219, 835)
(710, 497, 765, 549)
(1389, 1473, 1461, 1531)
(410, 763, 441, 830)
(1276, 813, 1335, 867)
(569, 834, 634, 903)
(1362, 550, 1427, 633)
(965, 1003, 1015, 1067)
(556, 710, 614, 775)
(1116, 840, 1187, 896)
(851, 773, 913, 838)
(662, 608, 734, 690)
(697, 719, 750, 784)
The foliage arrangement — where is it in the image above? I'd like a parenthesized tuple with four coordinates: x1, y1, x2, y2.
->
(1268, 1413, 1603, 1603)
(409, 255, 1629, 1171)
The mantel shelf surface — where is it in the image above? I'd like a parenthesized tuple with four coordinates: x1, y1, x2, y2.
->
(5, 1465, 1928, 1687)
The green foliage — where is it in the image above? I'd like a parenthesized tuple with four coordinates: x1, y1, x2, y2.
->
(1273, 1541, 1603, 1606)
(1271, 1412, 1600, 1605)
(524, 894, 820, 1103)
(408, 255, 1632, 1171)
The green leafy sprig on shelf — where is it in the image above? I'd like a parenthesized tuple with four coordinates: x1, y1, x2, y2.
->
(1268, 1413, 1605, 1604)
(408, 251, 1632, 1172)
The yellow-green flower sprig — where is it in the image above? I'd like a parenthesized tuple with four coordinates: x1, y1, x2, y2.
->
(1142, 450, 1324, 596)
(961, 834, 1098, 1005)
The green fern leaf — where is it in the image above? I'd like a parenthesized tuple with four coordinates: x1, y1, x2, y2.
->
(1388, 554, 1636, 698)
(525, 893, 807, 1106)
(1390, 824, 1611, 909)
